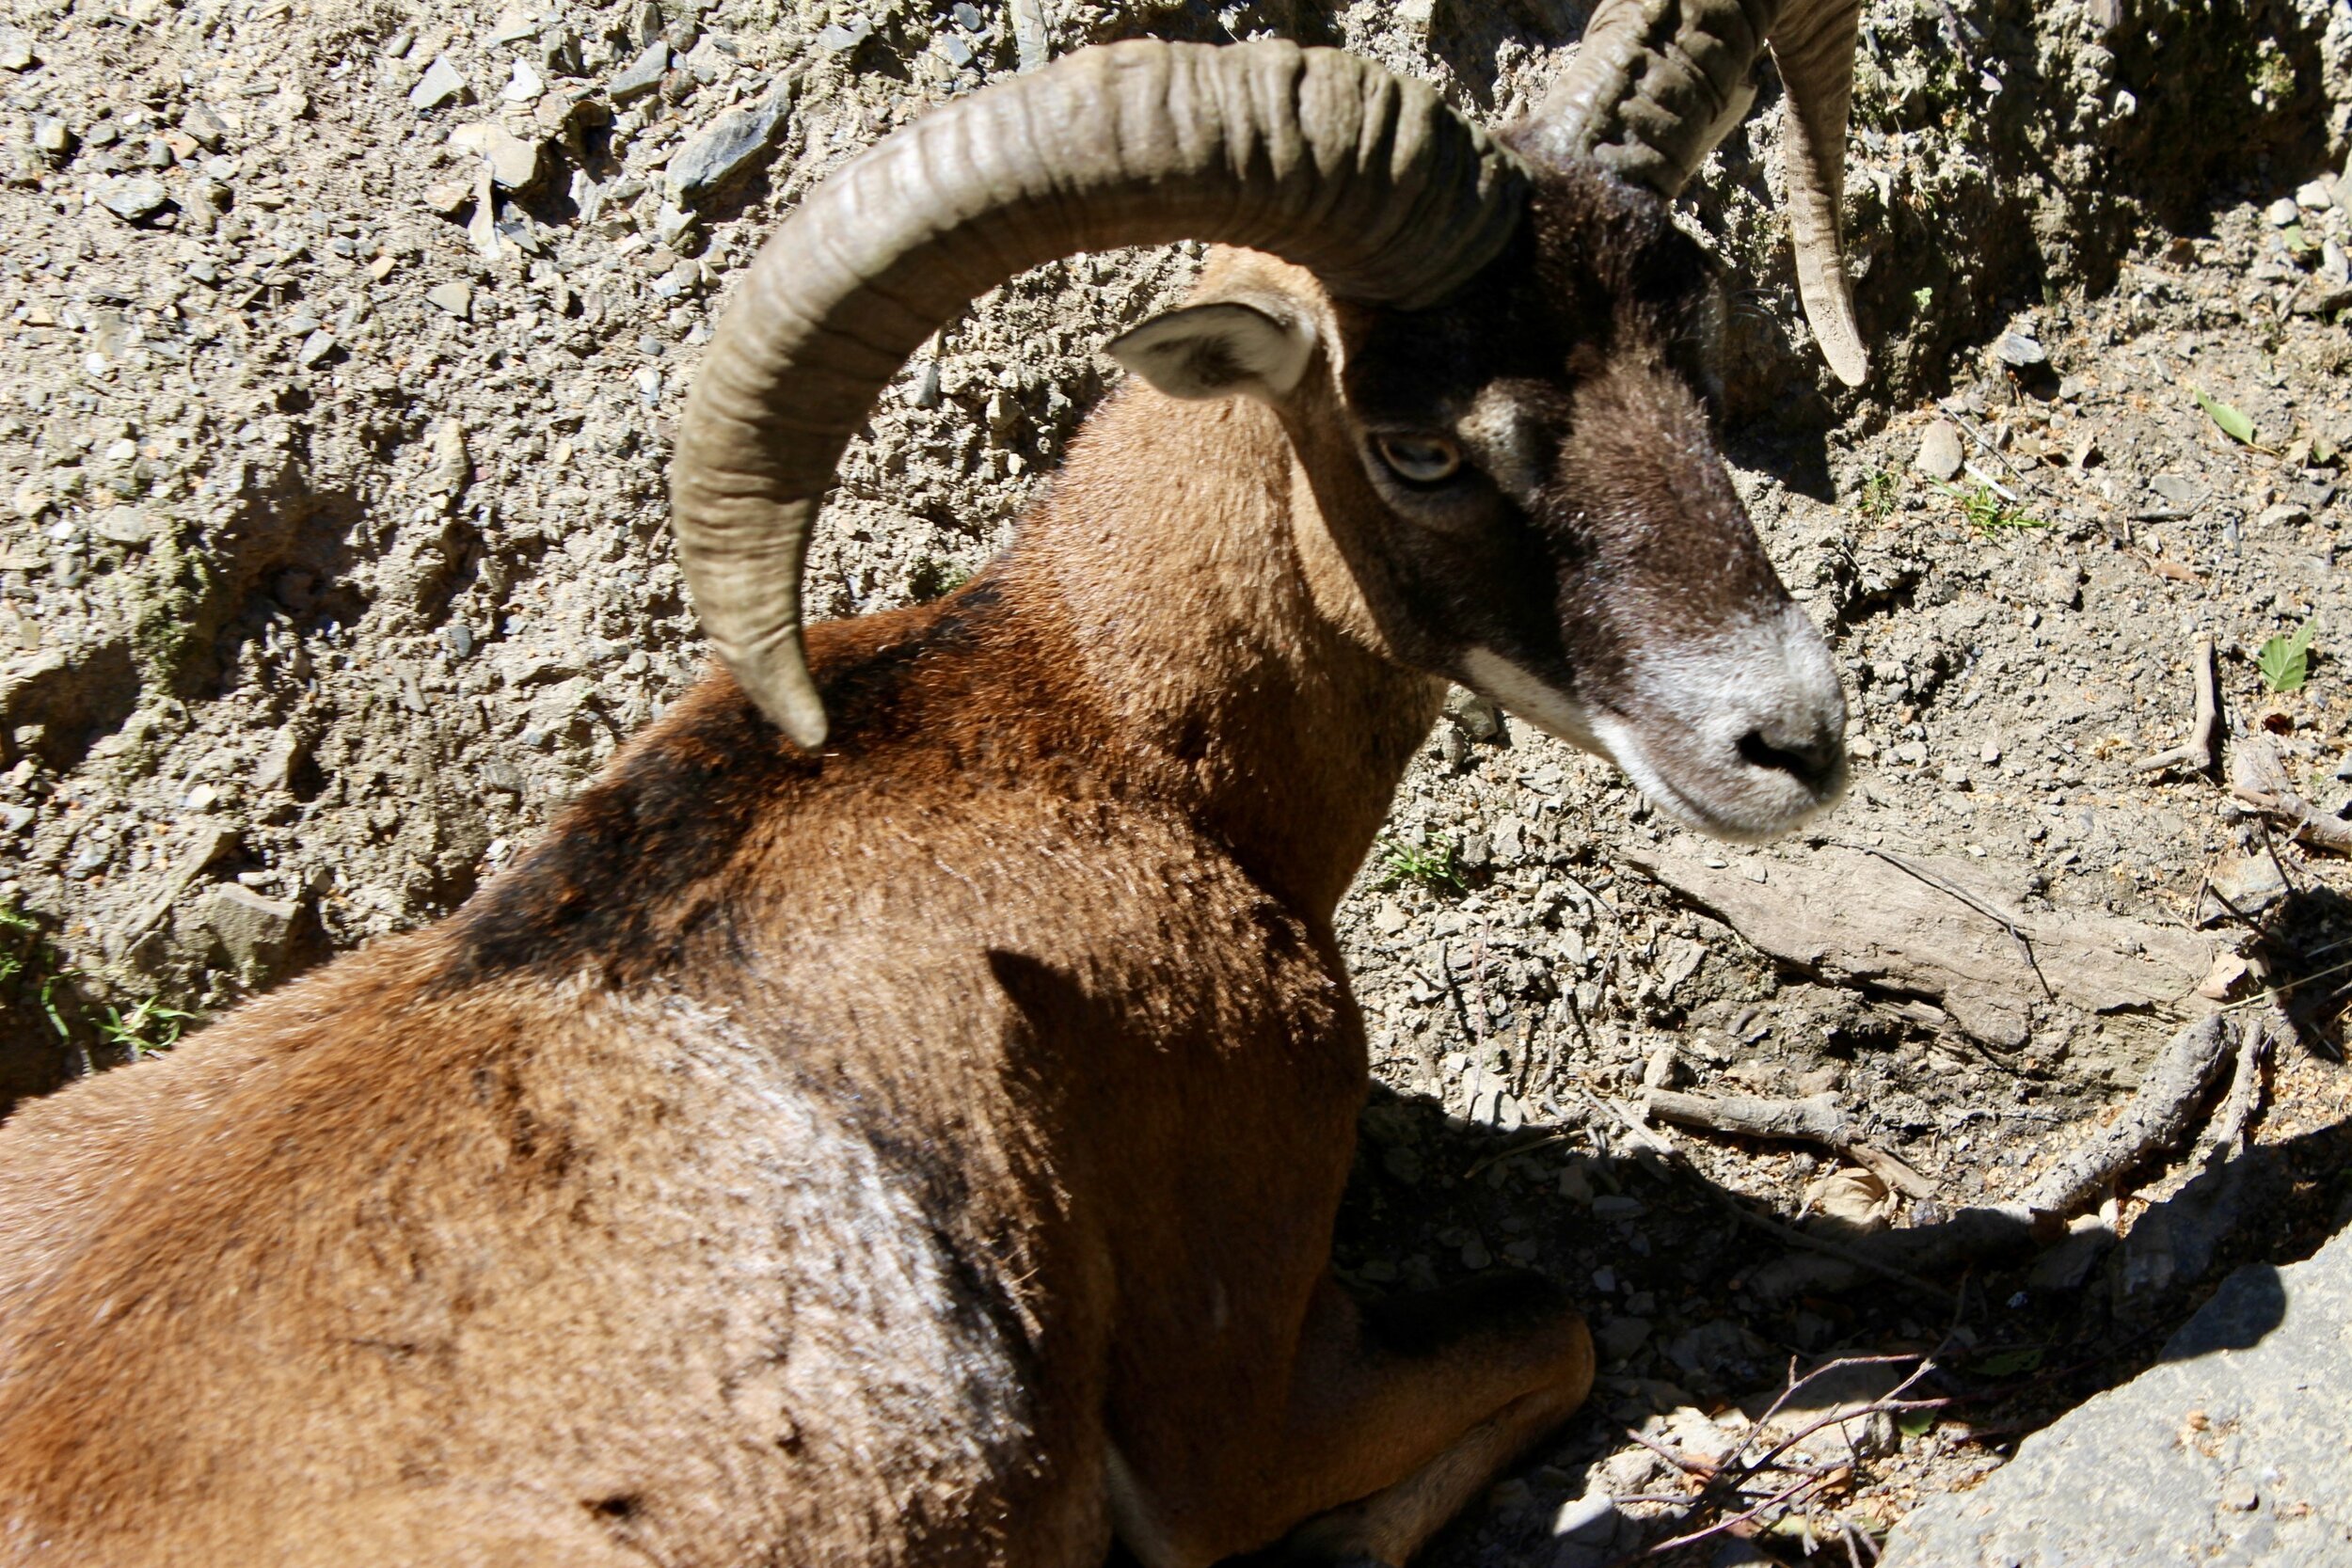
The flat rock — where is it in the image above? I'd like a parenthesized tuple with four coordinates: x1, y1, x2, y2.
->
(607, 39, 669, 103)
(0, 29, 35, 71)
(203, 882, 300, 974)
(425, 279, 474, 319)
(408, 55, 467, 111)
(94, 175, 169, 221)
(90, 506, 157, 546)
(1883, 1220, 2352, 1565)
(667, 90, 789, 203)
(1994, 329, 2048, 368)
(1915, 420, 1964, 481)
(1628, 844, 2215, 1049)
(449, 120, 542, 189)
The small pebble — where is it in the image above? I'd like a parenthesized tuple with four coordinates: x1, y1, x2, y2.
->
(426, 280, 473, 319)
(0, 29, 35, 71)
(296, 329, 337, 367)
(2296, 179, 2336, 213)
(2266, 197, 2301, 227)
(954, 2, 985, 28)
(502, 58, 544, 103)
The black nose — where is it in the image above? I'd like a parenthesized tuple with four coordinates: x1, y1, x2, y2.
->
(1738, 726, 1843, 795)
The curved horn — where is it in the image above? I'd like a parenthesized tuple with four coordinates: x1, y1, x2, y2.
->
(1515, 0, 1867, 387)
(674, 40, 1528, 747)
(1768, 0, 1867, 387)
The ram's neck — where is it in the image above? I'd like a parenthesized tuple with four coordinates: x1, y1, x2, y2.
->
(1011, 385, 1442, 921)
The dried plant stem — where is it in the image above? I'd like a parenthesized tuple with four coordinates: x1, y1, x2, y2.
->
(2137, 632, 2218, 773)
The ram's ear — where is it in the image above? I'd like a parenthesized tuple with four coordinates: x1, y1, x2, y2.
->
(1105, 299, 1317, 403)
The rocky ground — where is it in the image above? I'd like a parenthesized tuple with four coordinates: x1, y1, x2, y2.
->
(3, 0, 2352, 1561)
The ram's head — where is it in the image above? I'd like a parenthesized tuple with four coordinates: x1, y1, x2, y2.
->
(675, 8, 1860, 836)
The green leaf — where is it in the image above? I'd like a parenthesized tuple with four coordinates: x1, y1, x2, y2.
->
(1976, 1347, 2044, 1376)
(2257, 619, 2317, 694)
(1898, 1409, 1936, 1438)
(2194, 388, 2257, 447)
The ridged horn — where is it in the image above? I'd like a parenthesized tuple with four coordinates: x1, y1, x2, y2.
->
(673, 39, 1529, 747)
(1514, 0, 1867, 387)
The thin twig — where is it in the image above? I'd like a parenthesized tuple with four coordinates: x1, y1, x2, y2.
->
(1843, 843, 2055, 1001)
(1935, 398, 2035, 491)
(1637, 1469, 1847, 1559)
(2136, 632, 2218, 773)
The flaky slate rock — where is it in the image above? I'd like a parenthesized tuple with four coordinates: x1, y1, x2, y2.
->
(667, 88, 788, 204)
(1883, 1221, 2352, 1566)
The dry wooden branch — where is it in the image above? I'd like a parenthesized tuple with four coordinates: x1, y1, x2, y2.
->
(2191, 1014, 2269, 1166)
(2230, 734, 2352, 854)
(1746, 1011, 2281, 1299)
(1643, 1089, 1938, 1199)
(2136, 632, 2217, 773)
(2230, 785, 2352, 854)
(2014, 1012, 2235, 1214)
(1646, 1089, 1845, 1143)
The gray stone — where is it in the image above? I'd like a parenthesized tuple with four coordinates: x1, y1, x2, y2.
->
(426, 279, 474, 319)
(181, 103, 226, 150)
(94, 176, 169, 221)
(1915, 420, 1964, 481)
(0, 29, 34, 71)
(1994, 330, 2048, 368)
(31, 117, 69, 155)
(486, 6, 540, 45)
(2150, 472, 2201, 507)
(680, 35, 732, 83)
(90, 506, 157, 546)
(667, 91, 788, 203)
(295, 329, 337, 367)
(409, 55, 467, 111)
(607, 40, 669, 103)
(953, 2, 984, 29)
(936, 32, 974, 68)
(817, 17, 872, 52)
(203, 882, 301, 974)
(1593, 1316, 1651, 1363)
(1883, 1219, 2352, 1566)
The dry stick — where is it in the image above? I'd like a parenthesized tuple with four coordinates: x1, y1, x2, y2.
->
(1635, 1469, 1847, 1560)
(1750, 1012, 2266, 1293)
(2231, 784, 2352, 854)
(2136, 631, 2219, 773)
(1579, 1088, 1956, 1305)
(2192, 1014, 2271, 1166)
(1644, 1089, 1939, 1200)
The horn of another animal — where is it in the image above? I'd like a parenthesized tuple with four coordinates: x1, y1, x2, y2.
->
(1510, 0, 1775, 197)
(1515, 0, 1867, 386)
(672, 39, 1528, 747)
(1769, 0, 1867, 386)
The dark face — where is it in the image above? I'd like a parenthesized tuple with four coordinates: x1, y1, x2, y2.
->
(1316, 165, 1846, 840)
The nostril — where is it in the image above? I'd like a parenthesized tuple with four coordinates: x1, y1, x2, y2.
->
(1738, 728, 1842, 793)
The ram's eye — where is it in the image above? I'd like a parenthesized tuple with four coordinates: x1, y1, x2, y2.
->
(1374, 435, 1462, 486)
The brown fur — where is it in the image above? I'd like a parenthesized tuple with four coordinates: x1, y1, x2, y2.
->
(0, 162, 1837, 1567)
